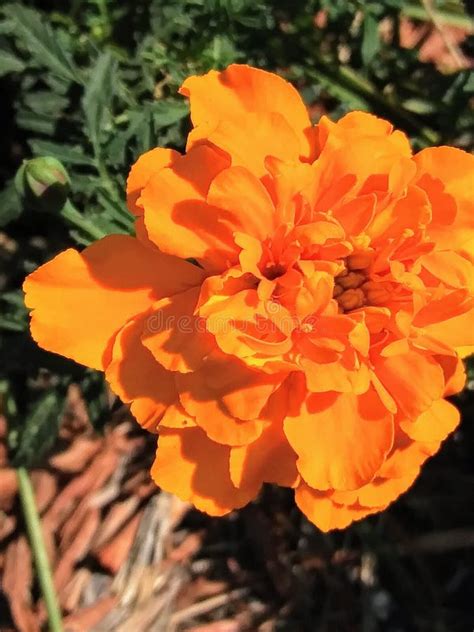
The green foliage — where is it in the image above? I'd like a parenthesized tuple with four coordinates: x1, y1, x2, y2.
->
(0, 0, 473, 493)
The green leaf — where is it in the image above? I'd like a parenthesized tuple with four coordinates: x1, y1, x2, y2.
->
(361, 12, 380, 67)
(8, 390, 64, 468)
(0, 180, 21, 227)
(29, 140, 96, 167)
(3, 4, 80, 82)
(151, 99, 189, 127)
(0, 48, 25, 76)
(82, 51, 117, 155)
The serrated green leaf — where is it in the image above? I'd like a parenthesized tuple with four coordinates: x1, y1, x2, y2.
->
(29, 140, 96, 166)
(3, 4, 80, 82)
(151, 99, 189, 127)
(23, 91, 69, 117)
(16, 108, 57, 135)
(0, 48, 25, 76)
(82, 51, 117, 155)
(8, 390, 64, 468)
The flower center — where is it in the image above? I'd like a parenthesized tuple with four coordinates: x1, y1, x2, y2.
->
(333, 251, 373, 312)
(263, 262, 286, 280)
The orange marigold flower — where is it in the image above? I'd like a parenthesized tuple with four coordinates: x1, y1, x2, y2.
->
(23, 65, 474, 531)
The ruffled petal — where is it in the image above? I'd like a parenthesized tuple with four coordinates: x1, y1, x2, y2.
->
(207, 166, 276, 240)
(295, 484, 381, 532)
(126, 147, 179, 216)
(140, 145, 235, 271)
(105, 315, 177, 432)
(23, 235, 204, 370)
(414, 147, 474, 256)
(284, 388, 394, 491)
(187, 112, 302, 177)
(230, 382, 299, 489)
(374, 348, 445, 419)
(399, 398, 460, 442)
(176, 356, 281, 446)
(180, 64, 313, 159)
(151, 427, 256, 516)
(142, 287, 216, 373)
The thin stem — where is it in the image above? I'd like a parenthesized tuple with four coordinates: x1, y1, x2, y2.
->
(309, 57, 440, 146)
(421, 0, 466, 70)
(61, 199, 107, 241)
(17, 467, 63, 632)
(402, 3, 473, 30)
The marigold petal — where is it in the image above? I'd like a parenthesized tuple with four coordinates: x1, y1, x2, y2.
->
(187, 112, 302, 177)
(151, 428, 256, 516)
(295, 484, 381, 532)
(180, 64, 313, 159)
(415, 146, 474, 256)
(422, 307, 474, 351)
(377, 433, 440, 479)
(23, 235, 203, 370)
(105, 315, 177, 432)
(176, 358, 280, 445)
(400, 398, 460, 443)
(420, 251, 474, 291)
(229, 383, 299, 489)
(330, 469, 419, 508)
(140, 145, 235, 271)
(374, 349, 445, 419)
(160, 403, 196, 429)
(142, 287, 216, 373)
(126, 147, 179, 216)
(207, 166, 276, 240)
(284, 388, 394, 491)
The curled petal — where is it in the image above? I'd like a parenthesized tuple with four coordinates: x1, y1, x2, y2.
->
(151, 428, 256, 516)
(180, 64, 313, 159)
(285, 388, 394, 491)
(106, 315, 177, 432)
(142, 287, 216, 373)
(176, 357, 281, 445)
(374, 349, 445, 420)
(399, 398, 460, 443)
(295, 484, 381, 532)
(23, 235, 203, 370)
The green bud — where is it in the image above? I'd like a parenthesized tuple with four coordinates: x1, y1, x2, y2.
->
(15, 157, 70, 213)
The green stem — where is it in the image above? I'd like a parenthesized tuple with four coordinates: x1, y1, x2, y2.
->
(309, 57, 440, 146)
(17, 467, 63, 632)
(61, 199, 107, 241)
(402, 4, 473, 30)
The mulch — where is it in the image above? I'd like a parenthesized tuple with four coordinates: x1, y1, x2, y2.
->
(0, 385, 281, 632)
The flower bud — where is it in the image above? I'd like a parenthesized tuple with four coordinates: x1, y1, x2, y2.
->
(15, 157, 70, 213)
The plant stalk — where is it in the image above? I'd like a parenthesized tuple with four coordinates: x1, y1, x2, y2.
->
(16, 467, 63, 632)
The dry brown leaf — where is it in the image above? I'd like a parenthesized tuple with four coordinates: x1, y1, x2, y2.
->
(0, 512, 16, 542)
(49, 437, 102, 474)
(60, 567, 92, 613)
(44, 448, 119, 532)
(92, 496, 140, 550)
(54, 508, 101, 593)
(169, 531, 204, 563)
(30, 469, 57, 514)
(2, 536, 39, 632)
(184, 620, 241, 632)
(0, 468, 18, 512)
(63, 595, 119, 631)
(95, 509, 143, 574)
